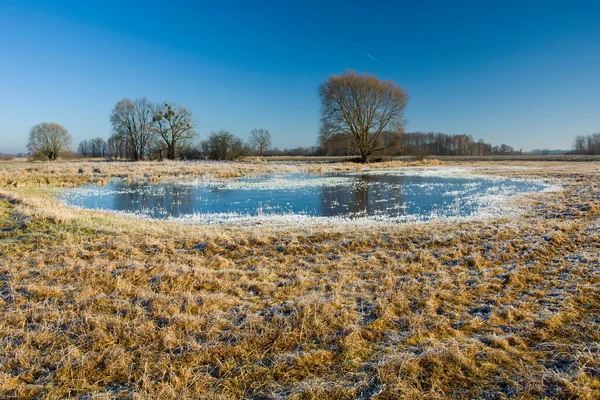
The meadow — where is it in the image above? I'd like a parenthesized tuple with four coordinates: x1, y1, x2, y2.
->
(0, 159, 598, 399)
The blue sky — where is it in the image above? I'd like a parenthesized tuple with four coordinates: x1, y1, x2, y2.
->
(1, 0, 599, 153)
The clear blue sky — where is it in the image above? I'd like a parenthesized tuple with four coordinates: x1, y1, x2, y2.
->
(1, 0, 599, 153)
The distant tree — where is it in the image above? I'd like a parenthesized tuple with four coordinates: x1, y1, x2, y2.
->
(499, 144, 515, 155)
(106, 132, 131, 159)
(202, 130, 248, 160)
(591, 133, 600, 155)
(248, 129, 272, 156)
(319, 130, 356, 156)
(77, 140, 90, 157)
(476, 140, 486, 156)
(78, 137, 107, 158)
(110, 97, 154, 161)
(573, 133, 600, 155)
(318, 127, 333, 155)
(89, 137, 107, 158)
(398, 131, 501, 156)
(573, 135, 586, 154)
(319, 70, 408, 162)
(178, 141, 204, 160)
(152, 103, 196, 160)
(282, 146, 321, 156)
(378, 130, 403, 156)
(27, 122, 72, 161)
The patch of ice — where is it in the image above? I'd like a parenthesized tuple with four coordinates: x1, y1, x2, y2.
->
(58, 166, 563, 228)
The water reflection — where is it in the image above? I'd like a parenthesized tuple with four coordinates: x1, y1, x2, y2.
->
(62, 171, 550, 221)
(320, 174, 406, 216)
(113, 182, 197, 218)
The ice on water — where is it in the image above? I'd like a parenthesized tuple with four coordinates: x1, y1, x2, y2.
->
(60, 167, 560, 226)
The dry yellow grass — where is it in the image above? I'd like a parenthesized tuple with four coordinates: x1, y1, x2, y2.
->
(0, 159, 441, 189)
(0, 160, 598, 399)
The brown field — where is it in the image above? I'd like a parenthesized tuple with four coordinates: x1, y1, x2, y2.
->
(0, 159, 598, 399)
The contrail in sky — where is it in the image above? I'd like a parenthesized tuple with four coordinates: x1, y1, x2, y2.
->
(367, 54, 385, 64)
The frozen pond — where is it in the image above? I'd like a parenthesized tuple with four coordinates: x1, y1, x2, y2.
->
(60, 168, 558, 225)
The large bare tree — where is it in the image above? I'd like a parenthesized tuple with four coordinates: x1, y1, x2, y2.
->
(27, 122, 71, 161)
(319, 70, 408, 162)
(110, 97, 154, 161)
(152, 103, 196, 160)
(248, 129, 272, 156)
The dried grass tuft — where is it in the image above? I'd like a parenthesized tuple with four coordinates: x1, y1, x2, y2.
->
(0, 160, 598, 398)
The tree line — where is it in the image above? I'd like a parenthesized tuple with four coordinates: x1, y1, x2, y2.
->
(572, 133, 600, 155)
(320, 130, 518, 157)
(317, 70, 519, 160)
(74, 97, 272, 161)
(25, 71, 595, 162)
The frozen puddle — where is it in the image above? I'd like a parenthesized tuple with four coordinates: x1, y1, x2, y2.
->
(60, 167, 559, 226)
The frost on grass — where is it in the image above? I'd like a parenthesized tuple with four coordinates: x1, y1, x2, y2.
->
(59, 167, 561, 227)
(1, 160, 598, 399)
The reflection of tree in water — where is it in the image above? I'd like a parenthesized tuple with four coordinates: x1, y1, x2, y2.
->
(113, 182, 196, 218)
(320, 174, 405, 217)
(75, 173, 548, 221)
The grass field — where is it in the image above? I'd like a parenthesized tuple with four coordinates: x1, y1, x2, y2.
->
(0, 159, 599, 399)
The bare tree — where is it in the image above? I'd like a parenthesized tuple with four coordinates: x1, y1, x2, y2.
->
(77, 140, 90, 157)
(27, 122, 72, 161)
(319, 70, 408, 162)
(318, 128, 356, 156)
(89, 137, 107, 157)
(573, 133, 600, 155)
(318, 126, 333, 155)
(107, 132, 131, 159)
(202, 130, 248, 160)
(591, 133, 600, 155)
(110, 98, 154, 161)
(376, 130, 403, 157)
(248, 129, 272, 156)
(573, 135, 586, 154)
(498, 144, 515, 155)
(152, 103, 196, 160)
